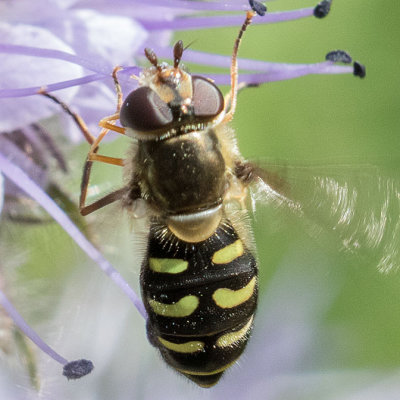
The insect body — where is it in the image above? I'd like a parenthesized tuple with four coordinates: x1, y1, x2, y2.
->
(120, 26, 258, 387)
(51, 11, 260, 387)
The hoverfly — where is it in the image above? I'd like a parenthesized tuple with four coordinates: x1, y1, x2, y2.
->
(36, 6, 400, 390)
(40, 11, 259, 387)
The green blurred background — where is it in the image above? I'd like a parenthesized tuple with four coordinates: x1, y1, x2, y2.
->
(3, 0, 400, 397)
(179, 0, 400, 371)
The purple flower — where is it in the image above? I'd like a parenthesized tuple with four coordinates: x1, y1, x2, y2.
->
(0, 0, 370, 397)
(0, 172, 4, 215)
(0, 0, 358, 140)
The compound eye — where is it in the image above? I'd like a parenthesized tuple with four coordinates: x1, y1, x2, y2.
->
(191, 76, 224, 118)
(120, 86, 173, 131)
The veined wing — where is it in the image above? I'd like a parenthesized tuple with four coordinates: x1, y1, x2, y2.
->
(250, 162, 400, 273)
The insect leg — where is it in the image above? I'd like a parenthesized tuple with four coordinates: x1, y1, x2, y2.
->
(111, 65, 123, 112)
(39, 90, 96, 145)
(88, 153, 124, 166)
(224, 82, 260, 115)
(82, 125, 124, 215)
(223, 11, 255, 123)
(87, 66, 128, 158)
(39, 90, 124, 153)
(79, 66, 130, 214)
(98, 113, 125, 134)
(39, 90, 126, 213)
(79, 136, 125, 216)
(79, 186, 127, 216)
(97, 67, 126, 134)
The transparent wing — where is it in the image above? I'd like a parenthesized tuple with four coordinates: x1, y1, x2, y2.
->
(249, 162, 400, 273)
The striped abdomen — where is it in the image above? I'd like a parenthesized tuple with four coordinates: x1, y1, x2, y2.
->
(140, 221, 258, 387)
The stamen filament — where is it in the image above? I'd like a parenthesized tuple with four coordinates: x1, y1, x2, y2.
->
(138, 8, 314, 31)
(0, 74, 106, 98)
(206, 63, 354, 86)
(106, 0, 250, 11)
(0, 153, 147, 320)
(0, 289, 68, 365)
(0, 44, 110, 75)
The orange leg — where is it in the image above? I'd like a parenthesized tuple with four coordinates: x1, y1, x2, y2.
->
(88, 153, 124, 166)
(111, 66, 124, 113)
(78, 67, 131, 214)
(39, 90, 96, 145)
(40, 66, 129, 215)
(224, 81, 258, 115)
(223, 11, 255, 123)
(98, 116, 126, 134)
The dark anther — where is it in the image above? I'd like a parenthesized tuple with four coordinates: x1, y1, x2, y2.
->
(63, 359, 94, 380)
(353, 62, 366, 78)
(314, 0, 332, 18)
(144, 48, 158, 67)
(173, 40, 184, 68)
(325, 50, 352, 64)
(249, 0, 267, 16)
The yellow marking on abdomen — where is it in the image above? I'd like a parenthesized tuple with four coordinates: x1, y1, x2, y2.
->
(212, 276, 256, 309)
(216, 316, 253, 348)
(158, 337, 204, 353)
(212, 239, 244, 264)
(149, 258, 188, 274)
(149, 295, 199, 317)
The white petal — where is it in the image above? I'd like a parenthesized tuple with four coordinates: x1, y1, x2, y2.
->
(68, 9, 148, 66)
(0, 23, 83, 131)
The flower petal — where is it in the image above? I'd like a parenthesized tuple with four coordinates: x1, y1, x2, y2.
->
(0, 172, 4, 215)
(66, 9, 148, 66)
(0, 23, 82, 131)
